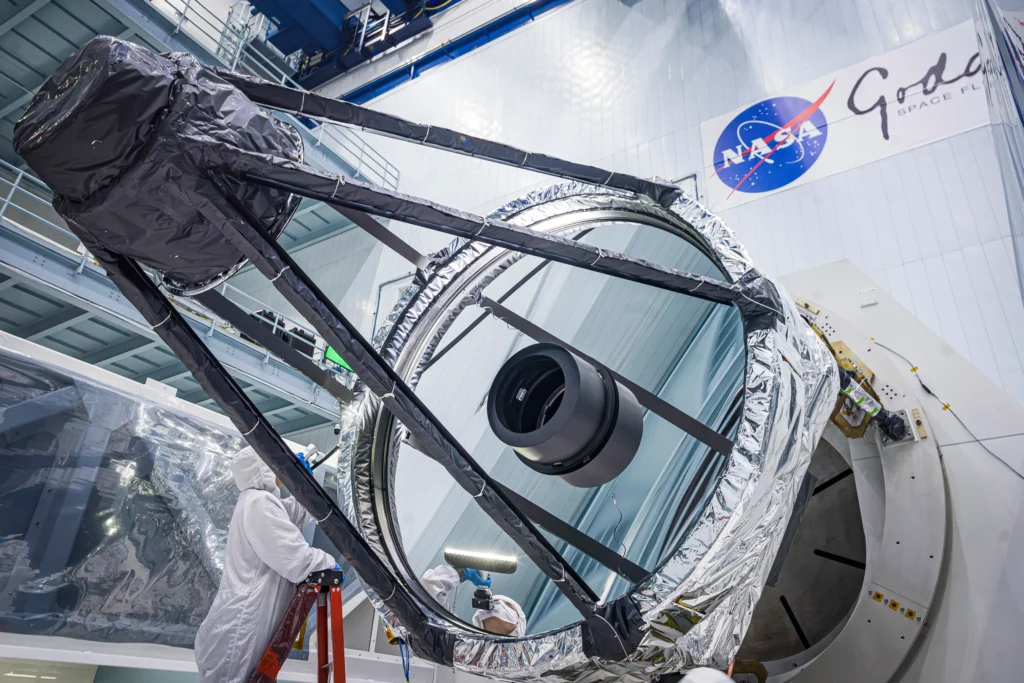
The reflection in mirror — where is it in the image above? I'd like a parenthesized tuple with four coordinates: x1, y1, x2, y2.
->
(391, 219, 745, 634)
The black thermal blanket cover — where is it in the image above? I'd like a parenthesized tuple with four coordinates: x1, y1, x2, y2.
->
(14, 36, 302, 294)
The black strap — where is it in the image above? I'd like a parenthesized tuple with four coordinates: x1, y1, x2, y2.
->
(428, 260, 548, 369)
(403, 431, 647, 583)
(331, 205, 429, 270)
(427, 229, 594, 370)
(495, 483, 648, 584)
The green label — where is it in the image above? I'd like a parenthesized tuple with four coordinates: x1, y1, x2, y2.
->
(325, 346, 353, 372)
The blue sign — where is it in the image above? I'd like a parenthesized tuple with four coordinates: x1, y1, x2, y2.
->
(712, 91, 830, 195)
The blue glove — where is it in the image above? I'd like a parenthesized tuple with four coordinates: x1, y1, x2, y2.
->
(462, 568, 491, 588)
(295, 450, 313, 475)
(333, 563, 342, 571)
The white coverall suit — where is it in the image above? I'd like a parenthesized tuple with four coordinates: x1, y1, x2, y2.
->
(195, 447, 336, 683)
(421, 565, 527, 636)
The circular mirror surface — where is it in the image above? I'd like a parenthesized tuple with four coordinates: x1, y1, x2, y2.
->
(386, 214, 744, 634)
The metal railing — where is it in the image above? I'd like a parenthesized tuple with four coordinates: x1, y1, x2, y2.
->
(0, 157, 354, 388)
(342, 1, 426, 55)
(345, 3, 392, 54)
(233, 45, 401, 189)
(149, 0, 400, 189)
(154, 0, 250, 64)
(0, 162, 81, 253)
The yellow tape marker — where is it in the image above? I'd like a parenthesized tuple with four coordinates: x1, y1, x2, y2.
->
(889, 600, 901, 612)
(872, 592, 884, 603)
(905, 609, 917, 620)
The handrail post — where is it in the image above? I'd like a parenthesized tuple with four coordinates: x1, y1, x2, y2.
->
(231, 38, 244, 70)
(358, 5, 370, 52)
(229, 2, 250, 71)
(263, 311, 281, 364)
(174, 0, 193, 34)
(0, 170, 23, 219)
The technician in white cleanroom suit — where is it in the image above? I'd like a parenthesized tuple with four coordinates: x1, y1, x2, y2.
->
(194, 446, 337, 683)
(421, 565, 527, 636)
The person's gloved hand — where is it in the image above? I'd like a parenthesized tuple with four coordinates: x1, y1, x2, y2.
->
(461, 568, 491, 588)
(295, 452, 312, 474)
(294, 445, 315, 475)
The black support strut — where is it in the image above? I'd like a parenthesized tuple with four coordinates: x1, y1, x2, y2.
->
(332, 205, 429, 270)
(236, 161, 746, 309)
(495, 483, 648, 584)
(210, 67, 682, 208)
(192, 142, 754, 313)
(195, 289, 354, 405)
(426, 229, 594, 370)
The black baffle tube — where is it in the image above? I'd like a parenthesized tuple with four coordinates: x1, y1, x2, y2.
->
(477, 295, 734, 455)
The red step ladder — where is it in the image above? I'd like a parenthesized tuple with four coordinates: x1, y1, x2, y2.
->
(250, 568, 347, 683)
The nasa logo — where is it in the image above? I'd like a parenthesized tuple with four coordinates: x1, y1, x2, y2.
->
(712, 83, 833, 197)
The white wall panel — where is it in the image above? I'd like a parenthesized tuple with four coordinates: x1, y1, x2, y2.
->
(714, 126, 1024, 400)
